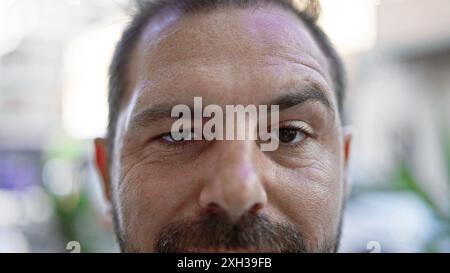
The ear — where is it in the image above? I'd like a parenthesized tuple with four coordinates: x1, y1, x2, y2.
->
(94, 138, 112, 203)
(342, 126, 354, 198)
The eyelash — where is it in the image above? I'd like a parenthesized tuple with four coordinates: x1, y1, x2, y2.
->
(161, 139, 191, 150)
(264, 121, 313, 148)
(281, 123, 313, 135)
(155, 130, 195, 150)
(277, 124, 312, 150)
(156, 122, 314, 149)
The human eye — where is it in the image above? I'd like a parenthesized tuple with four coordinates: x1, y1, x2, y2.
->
(273, 120, 314, 146)
(158, 128, 202, 147)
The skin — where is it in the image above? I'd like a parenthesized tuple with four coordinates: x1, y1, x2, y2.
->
(95, 4, 352, 252)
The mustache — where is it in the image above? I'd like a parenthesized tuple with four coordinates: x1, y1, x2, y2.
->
(154, 211, 309, 253)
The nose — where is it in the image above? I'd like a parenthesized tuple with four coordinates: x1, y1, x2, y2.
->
(198, 141, 267, 222)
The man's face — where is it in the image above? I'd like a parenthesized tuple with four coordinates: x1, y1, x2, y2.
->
(95, 5, 352, 252)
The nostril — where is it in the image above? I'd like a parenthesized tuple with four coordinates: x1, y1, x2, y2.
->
(205, 202, 221, 213)
(249, 203, 263, 214)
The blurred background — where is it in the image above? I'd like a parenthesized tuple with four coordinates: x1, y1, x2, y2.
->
(0, 0, 449, 252)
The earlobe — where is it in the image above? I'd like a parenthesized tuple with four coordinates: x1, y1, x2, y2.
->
(94, 138, 112, 203)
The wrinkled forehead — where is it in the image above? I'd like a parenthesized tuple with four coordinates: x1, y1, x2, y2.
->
(125, 3, 332, 107)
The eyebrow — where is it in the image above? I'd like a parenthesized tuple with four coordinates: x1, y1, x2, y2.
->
(268, 83, 334, 114)
(129, 103, 190, 130)
(129, 83, 334, 130)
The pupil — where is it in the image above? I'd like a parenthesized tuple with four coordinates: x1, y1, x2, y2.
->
(279, 128, 297, 143)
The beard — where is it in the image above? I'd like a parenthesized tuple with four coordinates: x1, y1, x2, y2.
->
(113, 207, 341, 253)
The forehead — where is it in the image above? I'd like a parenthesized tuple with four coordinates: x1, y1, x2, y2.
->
(125, 4, 333, 108)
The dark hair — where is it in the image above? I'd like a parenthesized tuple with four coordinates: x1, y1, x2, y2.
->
(107, 0, 346, 150)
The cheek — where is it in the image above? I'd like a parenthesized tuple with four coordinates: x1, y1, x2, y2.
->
(117, 161, 200, 251)
(268, 150, 344, 243)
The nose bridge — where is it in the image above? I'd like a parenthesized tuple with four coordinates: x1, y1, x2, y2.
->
(216, 140, 256, 186)
(220, 138, 253, 167)
(199, 140, 267, 221)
